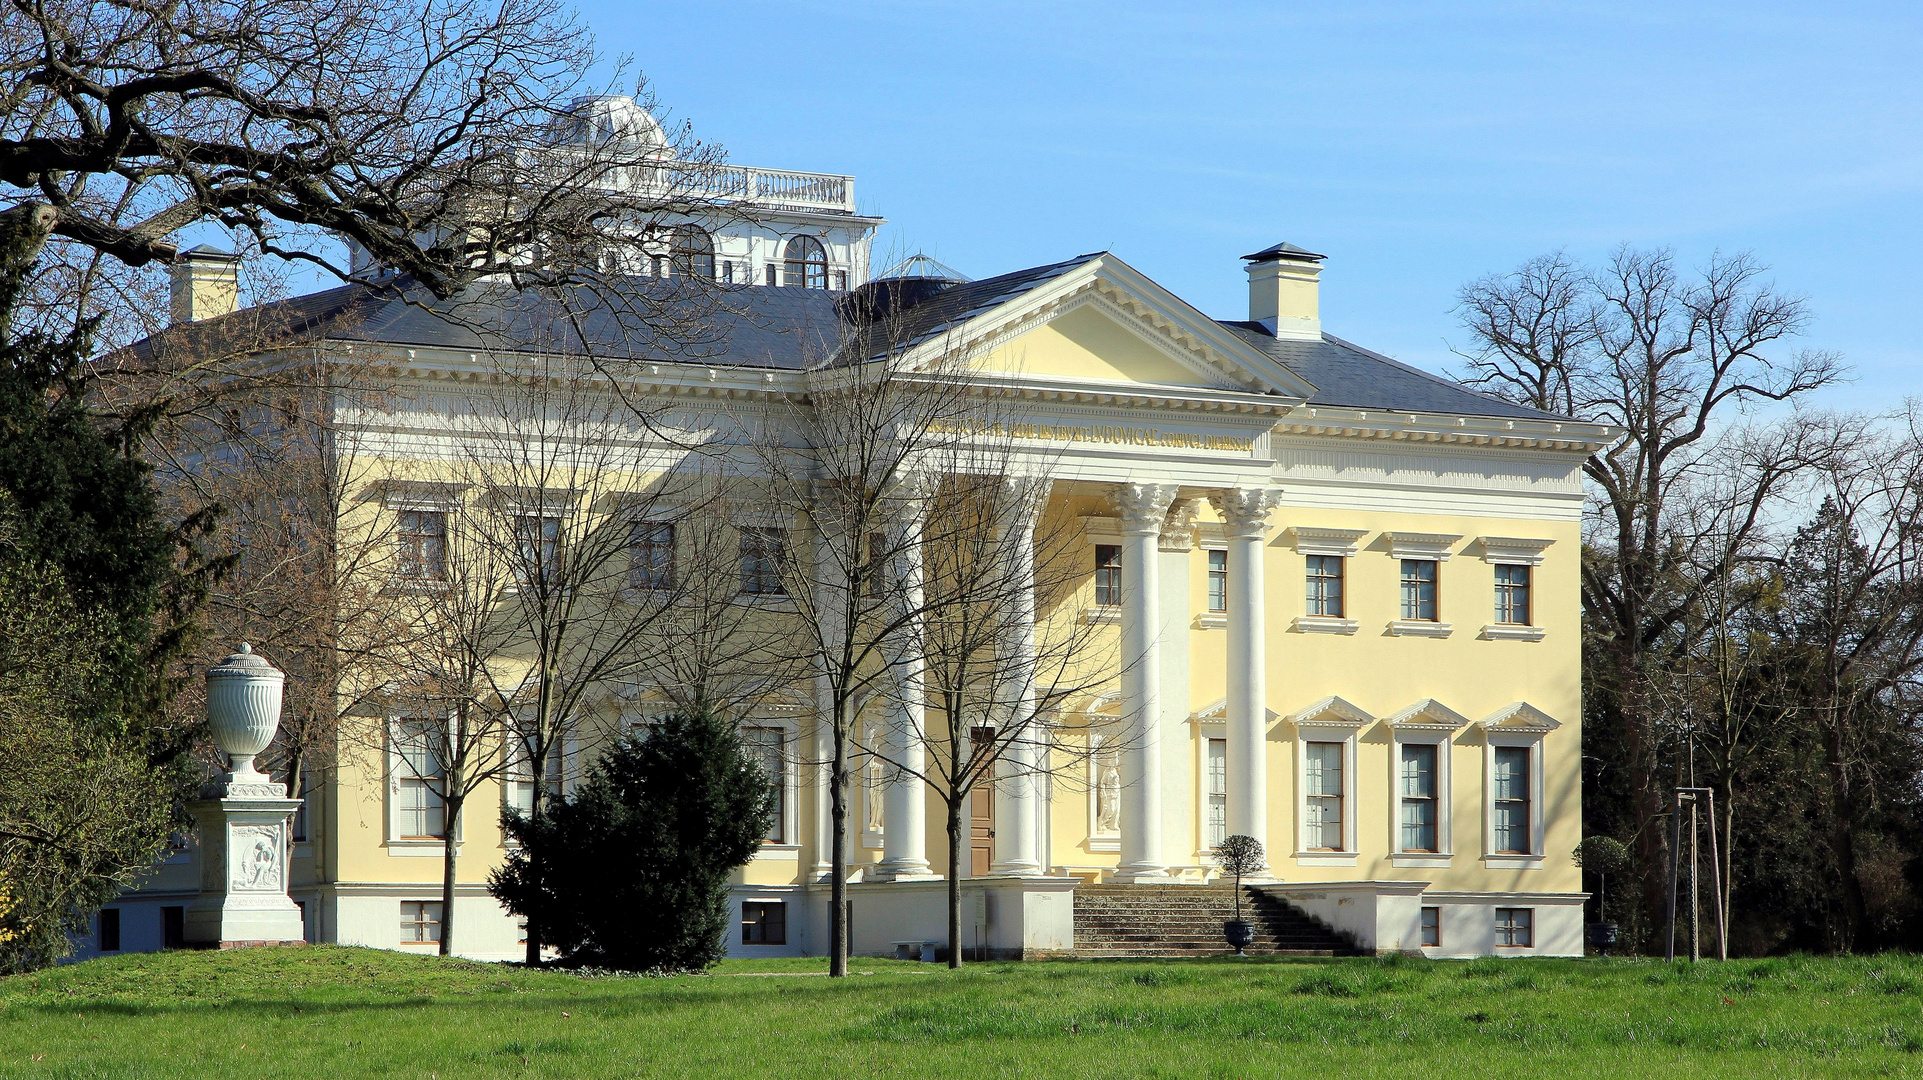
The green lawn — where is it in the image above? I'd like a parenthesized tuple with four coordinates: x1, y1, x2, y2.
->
(5, 947, 1923, 1078)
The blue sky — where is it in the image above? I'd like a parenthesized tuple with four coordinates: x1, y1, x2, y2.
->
(578, 1, 1921, 408)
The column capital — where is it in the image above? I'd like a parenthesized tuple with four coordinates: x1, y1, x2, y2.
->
(1210, 488, 1284, 540)
(1113, 482, 1181, 535)
(1159, 498, 1200, 552)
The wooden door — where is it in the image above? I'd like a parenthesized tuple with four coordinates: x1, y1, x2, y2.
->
(970, 727, 995, 876)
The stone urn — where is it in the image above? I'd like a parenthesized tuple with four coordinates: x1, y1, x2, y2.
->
(185, 643, 305, 947)
(206, 642, 285, 780)
(1224, 919, 1255, 956)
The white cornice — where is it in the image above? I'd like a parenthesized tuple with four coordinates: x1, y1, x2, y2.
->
(1274, 405, 1611, 455)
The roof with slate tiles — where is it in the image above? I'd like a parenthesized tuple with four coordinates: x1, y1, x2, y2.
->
(131, 253, 1564, 422)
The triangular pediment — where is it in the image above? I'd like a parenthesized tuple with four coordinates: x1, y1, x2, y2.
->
(898, 254, 1317, 402)
(1290, 695, 1372, 730)
(1385, 698, 1470, 731)
(1480, 702, 1560, 734)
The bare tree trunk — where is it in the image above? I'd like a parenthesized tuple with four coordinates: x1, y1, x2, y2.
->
(947, 796, 965, 970)
(829, 720, 849, 978)
(440, 793, 463, 958)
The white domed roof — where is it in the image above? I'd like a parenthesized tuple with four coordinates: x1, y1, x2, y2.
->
(552, 95, 672, 159)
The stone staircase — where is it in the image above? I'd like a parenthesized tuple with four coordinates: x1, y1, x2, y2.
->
(1073, 883, 1363, 958)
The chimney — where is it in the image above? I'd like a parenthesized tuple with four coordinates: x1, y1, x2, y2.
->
(169, 246, 241, 324)
(1243, 242, 1325, 341)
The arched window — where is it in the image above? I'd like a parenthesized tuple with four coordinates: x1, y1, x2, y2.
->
(670, 225, 714, 280)
(782, 235, 829, 289)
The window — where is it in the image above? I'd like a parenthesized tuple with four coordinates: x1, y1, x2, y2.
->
(743, 727, 786, 843)
(401, 901, 443, 943)
(504, 737, 564, 816)
(650, 254, 666, 277)
(742, 901, 787, 945)
(1094, 544, 1122, 607)
(98, 908, 121, 952)
(1420, 906, 1441, 948)
(1304, 741, 1344, 850)
(764, 263, 777, 286)
(833, 269, 848, 291)
(161, 906, 184, 949)
(782, 236, 829, 288)
(1400, 744, 1439, 852)
(629, 522, 675, 590)
(1306, 555, 1344, 617)
(397, 509, 447, 581)
(514, 515, 562, 585)
(1492, 746, 1531, 853)
(1400, 559, 1438, 621)
(393, 719, 447, 840)
(1495, 564, 1531, 625)
(1205, 738, 1228, 849)
(669, 225, 715, 279)
(739, 526, 787, 595)
(1495, 907, 1533, 947)
(1208, 549, 1228, 613)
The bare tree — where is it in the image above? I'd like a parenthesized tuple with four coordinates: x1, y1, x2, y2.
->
(1455, 246, 1844, 942)
(751, 319, 986, 977)
(431, 349, 716, 963)
(0, 0, 727, 295)
(873, 460, 1117, 968)
(1762, 415, 1923, 947)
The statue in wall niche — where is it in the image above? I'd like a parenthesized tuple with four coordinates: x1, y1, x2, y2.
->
(865, 730, 885, 833)
(1097, 760, 1121, 833)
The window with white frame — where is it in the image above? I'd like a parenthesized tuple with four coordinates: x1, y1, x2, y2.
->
(396, 509, 448, 581)
(1306, 555, 1344, 617)
(1492, 746, 1531, 854)
(1207, 550, 1228, 613)
(628, 522, 674, 590)
(514, 514, 563, 586)
(1400, 559, 1439, 621)
(739, 526, 787, 595)
(392, 719, 446, 840)
(1400, 743, 1439, 852)
(1495, 907, 1533, 947)
(1420, 906, 1441, 947)
(401, 900, 443, 943)
(1304, 741, 1345, 850)
(742, 726, 786, 843)
(1094, 544, 1122, 607)
(1205, 738, 1228, 849)
(1494, 564, 1532, 625)
(504, 733, 566, 817)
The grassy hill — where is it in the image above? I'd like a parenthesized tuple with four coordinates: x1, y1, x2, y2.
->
(4, 946, 1922, 1077)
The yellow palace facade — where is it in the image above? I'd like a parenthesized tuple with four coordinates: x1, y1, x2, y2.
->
(91, 99, 1602, 962)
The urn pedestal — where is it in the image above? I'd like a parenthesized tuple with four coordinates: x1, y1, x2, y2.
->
(184, 783, 307, 947)
(183, 643, 307, 948)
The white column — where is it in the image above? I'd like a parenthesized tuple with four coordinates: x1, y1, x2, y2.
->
(810, 514, 846, 880)
(1114, 482, 1180, 882)
(1159, 499, 1199, 873)
(993, 479, 1048, 876)
(876, 491, 936, 881)
(1211, 488, 1282, 859)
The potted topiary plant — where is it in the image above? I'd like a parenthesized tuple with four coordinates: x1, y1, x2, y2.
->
(1574, 835, 1631, 957)
(1216, 834, 1266, 956)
